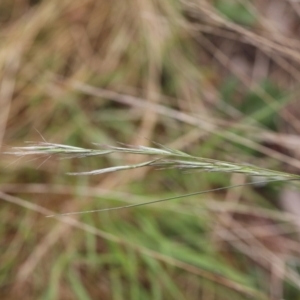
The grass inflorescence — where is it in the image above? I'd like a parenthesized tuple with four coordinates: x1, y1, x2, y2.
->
(6, 141, 300, 218)
(7, 142, 300, 181)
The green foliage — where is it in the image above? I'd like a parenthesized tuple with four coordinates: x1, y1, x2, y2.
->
(215, 0, 256, 26)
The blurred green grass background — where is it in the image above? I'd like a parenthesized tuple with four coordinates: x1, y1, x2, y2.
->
(1, 0, 300, 299)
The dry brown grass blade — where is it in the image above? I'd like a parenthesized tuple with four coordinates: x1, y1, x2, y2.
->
(185, 0, 300, 62)
(0, 49, 20, 148)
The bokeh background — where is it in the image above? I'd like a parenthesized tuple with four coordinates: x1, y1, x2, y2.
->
(1, 0, 300, 299)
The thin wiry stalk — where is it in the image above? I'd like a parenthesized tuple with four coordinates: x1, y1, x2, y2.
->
(45, 178, 298, 217)
(5, 142, 300, 181)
